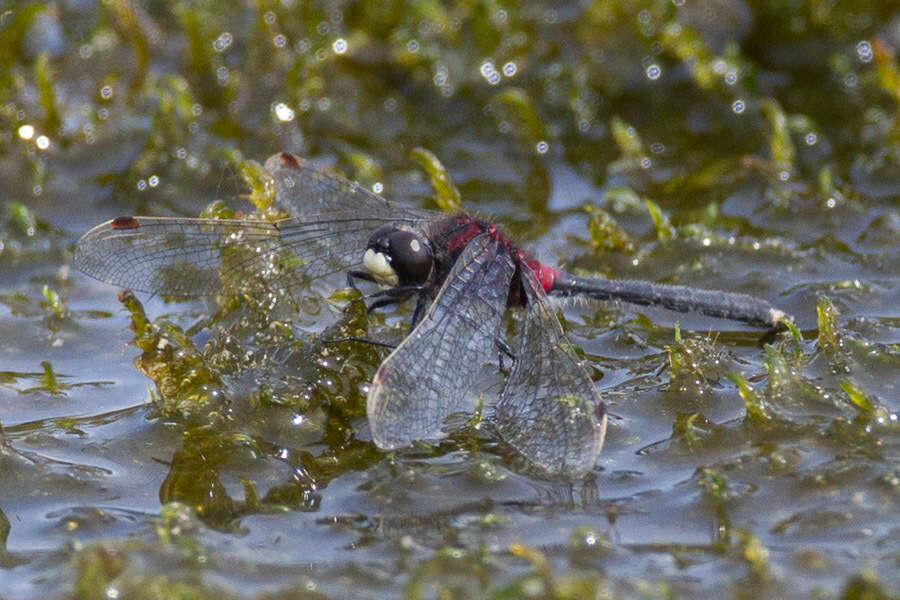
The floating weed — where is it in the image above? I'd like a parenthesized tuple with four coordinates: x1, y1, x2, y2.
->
(839, 380, 897, 430)
(872, 37, 900, 140)
(104, 0, 151, 96)
(727, 372, 775, 426)
(409, 147, 461, 212)
(697, 467, 733, 503)
(659, 22, 718, 90)
(670, 412, 721, 451)
(665, 327, 722, 397)
(816, 296, 841, 358)
(759, 98, 796, 172)
(489, 87, 546, 149)
(838, 570, 892, 600)
(197, 199, 235, 220)
(0, 4, 44, 94)
(643, 198, 675, 241)
(235, 157, 277, 214)
(584, 203, 634, 252)
(40, 284, 65, 317)
(406, 546, 489, 600)
(7, 201, 38, 238)
(158, 430, 239, 526)
(119, 291, 225, 421)
(610, 115, 647, 168)
(34, 52, 60, 136)
(732, 529, 772, 584)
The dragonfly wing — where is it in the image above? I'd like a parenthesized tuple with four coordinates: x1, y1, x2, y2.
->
(74, 154, 441, 297)
(73, 212, 422, 296)
(496, 265, 607, 478)
(266, 153, 439, 221)
(367, 234, 515, 449)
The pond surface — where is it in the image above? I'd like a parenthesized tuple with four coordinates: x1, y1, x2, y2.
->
(1, 1, 898, 598)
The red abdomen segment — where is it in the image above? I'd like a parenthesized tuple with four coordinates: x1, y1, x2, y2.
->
(524, 258, 558, 292)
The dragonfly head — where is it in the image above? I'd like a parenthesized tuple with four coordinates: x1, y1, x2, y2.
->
(364, 224, 433, 287)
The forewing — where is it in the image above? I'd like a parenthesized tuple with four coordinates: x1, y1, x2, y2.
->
(367, 234, 515, 449)
(73, 213, 418, 296)
(265, 153, 439, 222)
(496, 266, 607, 478)
(74, 153, 441, 297)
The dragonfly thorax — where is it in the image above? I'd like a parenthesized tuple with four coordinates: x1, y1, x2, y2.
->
(363, 224, 434, 287)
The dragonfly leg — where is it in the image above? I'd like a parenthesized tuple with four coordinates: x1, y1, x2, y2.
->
(408, 292, 429, 332)
(366, 285, 426, 313)
(347, 269, 377, 290)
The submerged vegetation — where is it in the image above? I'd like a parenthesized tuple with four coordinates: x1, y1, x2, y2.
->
(1, 0, 899, 598)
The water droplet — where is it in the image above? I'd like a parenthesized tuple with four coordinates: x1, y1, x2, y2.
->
(732, 99, 745, 113)
(332, 38, 347, 54)
(17, 124, 34, 140)
(274, 102, 295, 122)
(137, 179, 147, 191)
(148, 175, 159, 187)
(407, 39, 419, 52)
(503, 62, 517, 77)
(724, 71, 737, 85)
(100, 85, 113, 99)
(646, 64, 661, 80)
(826, 197, 836, 208)
(640, 157, 652, 169)
(372, 182, 383, 194)
(213, 32, 233, 52)
(35, 135, 50, 150)
(273, 34, 287, 48)
(317, 97, 331, 111)
(805, 133, 817, 145)
(535, 140, 549, 154)
(856, 40, 873, 63)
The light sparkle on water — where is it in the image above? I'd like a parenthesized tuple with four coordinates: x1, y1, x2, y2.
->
(274, 102, 295, 122)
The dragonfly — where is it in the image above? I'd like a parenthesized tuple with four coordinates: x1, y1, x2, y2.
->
(74, 153, 788, 478)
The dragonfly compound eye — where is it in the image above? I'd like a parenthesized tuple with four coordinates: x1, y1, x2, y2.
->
(388, 230, 433, 284)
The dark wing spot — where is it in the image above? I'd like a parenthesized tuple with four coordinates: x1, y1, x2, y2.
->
(280, 152, 301, 168)
(110, 216, 140, 230)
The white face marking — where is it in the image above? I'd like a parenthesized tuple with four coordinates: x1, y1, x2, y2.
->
(363, 248, 399, 286)
(410, 239, 420, 253)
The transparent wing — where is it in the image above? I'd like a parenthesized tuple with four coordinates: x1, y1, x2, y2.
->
(265, 152, 438, 222)
(495, 265, 607, 478)
(73, 213, 429, 296)
(367, 234, 515, 449)
(74, 153, 440, 297)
